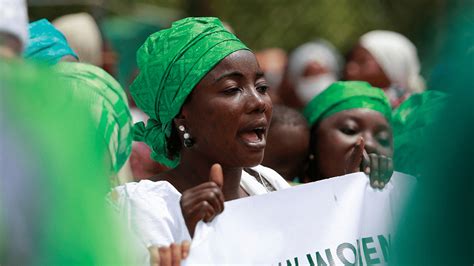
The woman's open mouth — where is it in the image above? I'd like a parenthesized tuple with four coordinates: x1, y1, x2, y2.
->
(237, 124, 267, 150)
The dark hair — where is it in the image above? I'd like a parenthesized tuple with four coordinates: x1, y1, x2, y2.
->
(166, 122, 182, 161)
(270, 104, 309, 129)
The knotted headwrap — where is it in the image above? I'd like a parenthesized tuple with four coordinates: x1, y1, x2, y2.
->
(303, 81, 392, 127)
(55, 62, 132, 173)
(24, 19, 78, 64)
(359, 30, 425, 93)
(130, 17, 249, 168)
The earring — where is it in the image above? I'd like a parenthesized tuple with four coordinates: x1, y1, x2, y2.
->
(309, 154, 315, 160)
(178, 125, 194, 148)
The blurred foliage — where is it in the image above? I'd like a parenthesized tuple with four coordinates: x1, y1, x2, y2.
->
(27, 0, 472, 82)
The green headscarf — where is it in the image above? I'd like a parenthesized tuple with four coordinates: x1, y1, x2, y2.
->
(55, 62, 132, 174)
(303, 81, 392, 127)
(130, 17, 249, 168)
(24, 19, 78, 64)
(392, 90, 449, 176)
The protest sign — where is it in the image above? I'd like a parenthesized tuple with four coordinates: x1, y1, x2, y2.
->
(185, 172, 415, 265)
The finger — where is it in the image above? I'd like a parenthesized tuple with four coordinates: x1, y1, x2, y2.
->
(378, 155, 388, 188)
(362, 149, 371, 175)
(148, 246, 160, 266)
(158, 246, 172, 266)
(170, 243, 182, 266)
(181, 241, 191, 259)
(369, 153, 379, 188)
(182, 188, 224, 214)
(189, 201, 216, 223)
(345, 137, 364, 174)
(386, 157, 394, 183)
(209, 163, 224, 189)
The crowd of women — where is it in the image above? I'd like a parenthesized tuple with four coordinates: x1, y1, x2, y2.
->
(2, 0, 467, 265)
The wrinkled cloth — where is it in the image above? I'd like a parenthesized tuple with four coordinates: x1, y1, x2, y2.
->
(0, 0, 28, 49)
(53, 13, 103, 66)
(55, 62, 132, 174)
(24, 19, 78, 64)
(303, 81, 391, 126)
(130, 17, 249, 168)
(111, 165, 289, 250)
(360, 30, 425, 94)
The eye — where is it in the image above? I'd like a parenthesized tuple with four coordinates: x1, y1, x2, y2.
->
(223, 87, 242, 95)
(256, 85, 269, 94)
(340, 127, 358, 135)
(376, 132, 392, 147)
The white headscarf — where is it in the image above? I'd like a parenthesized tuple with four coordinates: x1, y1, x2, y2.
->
(360, 30, 425, 93)
(0, 0, 28, 50)
(53, 13, 103, 66)
(288, 39, 343, 103)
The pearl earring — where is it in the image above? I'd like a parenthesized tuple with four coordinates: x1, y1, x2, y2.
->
(178, 125, 194, 148)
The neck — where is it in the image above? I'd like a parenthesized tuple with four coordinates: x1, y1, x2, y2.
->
(171, 151, 244, 201)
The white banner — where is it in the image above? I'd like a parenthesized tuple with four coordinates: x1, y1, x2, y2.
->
(184, 172, 415, 265)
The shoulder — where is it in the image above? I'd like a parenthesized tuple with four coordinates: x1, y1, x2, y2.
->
(251, 165, 291, 190)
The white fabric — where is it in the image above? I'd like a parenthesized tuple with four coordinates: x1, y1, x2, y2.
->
(113, 165, 289, 247)
(287, 40, 343, 103)
(288, 39, 343, 84)
(240, 165, 291, 195)
(0, 0, 28, 49)
(53, 13, 103, 66)
(360, 30, 425, 93)
(294, 73, 337, 104)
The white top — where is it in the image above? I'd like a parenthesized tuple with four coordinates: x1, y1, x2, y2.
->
(112, 165, 290, 248)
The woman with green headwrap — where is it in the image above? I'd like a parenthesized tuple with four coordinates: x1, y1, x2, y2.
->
(303, 81, 393, 188)
(54, 62, 133, 186)
(113, 17, 289, 262)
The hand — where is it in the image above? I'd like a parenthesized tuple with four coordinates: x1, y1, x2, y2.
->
(346, 137, 393, 189)
(148, 241, 191, 266)
(180, 164, 225, 237)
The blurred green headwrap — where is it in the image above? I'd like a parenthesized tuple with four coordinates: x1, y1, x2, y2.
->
(24, 19, 78, 65)
(392, 90, 449, 176)
(130, 17, 249, 168)
(303, 81, 391, 126)
(55, 62, 132, 173)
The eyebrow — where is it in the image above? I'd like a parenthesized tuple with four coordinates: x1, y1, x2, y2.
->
(214, 70, 266, 83)
(214, 71, 244, 83)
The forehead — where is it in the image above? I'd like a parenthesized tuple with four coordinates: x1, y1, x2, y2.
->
(204, 49, 261, 80)
(349, 45, 373, 60)
(320, 108, 390, 127)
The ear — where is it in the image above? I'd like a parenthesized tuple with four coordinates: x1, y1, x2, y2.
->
(173, 105, 189, 128)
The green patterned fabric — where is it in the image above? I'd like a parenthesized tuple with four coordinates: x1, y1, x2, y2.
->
(130, 17, 249, 168)
(303, 81, 392, 126)
(55, 62, 132, 173)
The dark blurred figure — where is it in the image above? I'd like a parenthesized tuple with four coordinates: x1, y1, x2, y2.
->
(0, 0, 28, 58)
(344, 30, 425, 108)
(262, 105, 309, 183)
(279, 39, 343, 109)
(130, 141, 169, 181)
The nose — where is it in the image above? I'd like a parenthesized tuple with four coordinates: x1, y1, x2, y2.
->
(344, 61, 358, 80)
(245, 88, 269, 114)
(363, 132, 378, 154)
